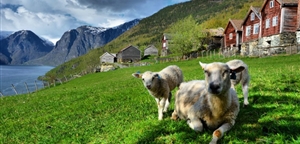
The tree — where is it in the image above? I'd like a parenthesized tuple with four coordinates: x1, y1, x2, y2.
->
(168, 15, 207, 57)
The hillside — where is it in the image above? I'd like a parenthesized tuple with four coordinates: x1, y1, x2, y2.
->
(0, 55, 300, 143)
(46, 0, 264, 78)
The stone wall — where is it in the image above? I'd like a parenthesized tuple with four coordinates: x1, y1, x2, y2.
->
(240, 32, 296, 57)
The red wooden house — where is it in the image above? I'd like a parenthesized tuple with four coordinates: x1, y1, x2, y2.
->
(223, 19, 243, 51)
(261, 0, 298, 37)
(242, 6, 261, 42)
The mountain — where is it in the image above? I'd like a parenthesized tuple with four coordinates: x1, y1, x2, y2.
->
(26, 19, 140, 66)
(0, 30, 54, 65)
(0, 31, 14, 40)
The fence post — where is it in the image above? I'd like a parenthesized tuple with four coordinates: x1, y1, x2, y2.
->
(24, 82, 30, 94)
(35, 81, 38, 92)
(64, 75, 68, 82)
(11, 84, 18, 95)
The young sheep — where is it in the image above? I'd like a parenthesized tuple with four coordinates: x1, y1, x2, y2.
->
(132, 65, 183, 120)
(226, 59, 250, 106)
(171, 62, 244, 144)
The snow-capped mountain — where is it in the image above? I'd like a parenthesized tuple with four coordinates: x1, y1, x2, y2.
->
(26, 18, 140, 66)
(0, 30, 54, 65)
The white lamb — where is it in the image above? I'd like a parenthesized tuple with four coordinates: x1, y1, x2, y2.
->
(226, 59, 250, 106)
(171, 62, 244, 144)
(132, 65, 183, 120)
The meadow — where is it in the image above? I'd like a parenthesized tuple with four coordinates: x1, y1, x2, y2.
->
(0, 54, 300, 143)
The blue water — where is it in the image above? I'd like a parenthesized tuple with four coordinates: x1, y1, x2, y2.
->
(0, 65, 54, 96)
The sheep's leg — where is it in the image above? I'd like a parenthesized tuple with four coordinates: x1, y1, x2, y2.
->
(242, 84, 249, 106)
(158, 98, 166, 120)
(163, 92, 172, 112)
(210, 123, 233, 144)
(187, 119, 203, 132)
(187, 115, 203, 132)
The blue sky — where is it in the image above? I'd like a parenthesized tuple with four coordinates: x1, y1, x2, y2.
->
(0, 0, 189, 44)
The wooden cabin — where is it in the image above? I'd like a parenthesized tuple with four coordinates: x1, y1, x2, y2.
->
(144, 45, 158, 56)
(99, 52, 116, 63)
(117, 45, 141, 63)
(224, 19, 243, 50)
(242, 6, 261, 42)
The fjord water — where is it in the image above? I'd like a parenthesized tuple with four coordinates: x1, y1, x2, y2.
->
(0, 65, 54, 96)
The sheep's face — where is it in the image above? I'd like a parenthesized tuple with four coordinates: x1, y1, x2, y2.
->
(132, 71, 160, 90)
(199, 62, 244, 95)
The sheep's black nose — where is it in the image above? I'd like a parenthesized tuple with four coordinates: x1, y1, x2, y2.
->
(146, 85, 151, 89)
(209, 82, 220, 93)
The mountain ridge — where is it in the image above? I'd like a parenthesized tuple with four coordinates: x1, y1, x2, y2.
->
(25, 19, 140, 66)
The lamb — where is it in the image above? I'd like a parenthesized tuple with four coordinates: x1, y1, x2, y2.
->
(226, 59, 250, 106)
(132, 65, 183, 120)
(171, 62, 244, 144)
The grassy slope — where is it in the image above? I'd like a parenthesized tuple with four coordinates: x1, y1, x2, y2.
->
(1, 54, 300, 143)
(46, 0, 264, 79)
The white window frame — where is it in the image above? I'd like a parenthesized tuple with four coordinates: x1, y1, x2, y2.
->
(250, 12, 255, 21)
(266, 19, 270, 28)
(253, 23, 259, 34)
(270, 0, 274, 8)
(229, 33, 233, 40)
(272, 16, 278, 26)
(246, 26, 251, 36)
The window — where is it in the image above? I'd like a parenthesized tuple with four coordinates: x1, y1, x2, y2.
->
(229, 33, 233, 39)
(246, 26, 251, 36)
(266, 19, 270, 28)
(250, 12, 255, 21)
(270, 0, 274, 8)
(253, 23, 259, 34)
(272, 16, 278, 26)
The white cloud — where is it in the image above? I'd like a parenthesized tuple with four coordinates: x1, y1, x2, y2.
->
(1, 0, 190, 43)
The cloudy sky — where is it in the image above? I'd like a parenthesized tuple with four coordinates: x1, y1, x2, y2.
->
(0, 0, 189, 44)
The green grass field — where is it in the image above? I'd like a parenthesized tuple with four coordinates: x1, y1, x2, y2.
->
(0, 54, 300, 143)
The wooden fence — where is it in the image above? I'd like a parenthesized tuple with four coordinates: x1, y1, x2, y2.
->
(0, 80, 52, 97)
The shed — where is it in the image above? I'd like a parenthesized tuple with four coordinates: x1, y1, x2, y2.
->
(99, 52, 116, 63)
(117, 45, 141, 63)
(144, 45, 158, 56)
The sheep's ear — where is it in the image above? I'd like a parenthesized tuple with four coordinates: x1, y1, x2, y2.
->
(199, 62, 206, 70)
(132, 73, 142, 78)
(230, 66, 245, 73)
(154, 74, 161, 79)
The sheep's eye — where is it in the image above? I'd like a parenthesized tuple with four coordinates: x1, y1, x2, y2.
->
(204, 70, 211, 76)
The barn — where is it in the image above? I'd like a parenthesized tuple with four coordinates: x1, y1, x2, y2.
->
(144, 45, 158, 56)
(99, 52, 116, 63)
(117, 45, 141, 63)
